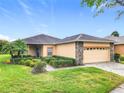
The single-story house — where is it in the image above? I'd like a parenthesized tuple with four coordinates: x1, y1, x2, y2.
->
(105, 36, 124, 55)
(24, 34, 114, 65)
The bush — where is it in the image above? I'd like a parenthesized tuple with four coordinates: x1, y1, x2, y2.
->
(5, 59, 11, 64)
(19, 59, 25, 65)
(24, 60, 32, 66)
(49, 59, 75, 68)
(114, 53, 120, 62)
(32, 59, 41, 63)
(120, 55, 124, 61)
(11, 58, 22, 64)
(43, 57, 56, 64)
(30, 62, 36, 67)
(31, 61, 46, 74)
(53, 55, 75, 64)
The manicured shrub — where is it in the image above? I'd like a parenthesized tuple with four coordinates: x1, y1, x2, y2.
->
(53, 55, 76, 64)
(23, 55, 32, 58)
(32, 59, 41, 63)
(120, 55, 124, 61)
(5, 59, 11, 64)
(30, 62, 36, 67)
(19, 59, 25, 65)
(24, 60, 32, 66)
(43, 57, 56, 64)
(49, 59, 75, 68)
(114, 53, 120, 62)
(11, 58, 22, 64)
(31, 61, 46, 74)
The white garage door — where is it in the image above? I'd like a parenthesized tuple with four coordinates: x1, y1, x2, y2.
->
(83, 47, 110, 64)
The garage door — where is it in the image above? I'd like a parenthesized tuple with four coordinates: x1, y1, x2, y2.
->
(83, 47, 110, 64)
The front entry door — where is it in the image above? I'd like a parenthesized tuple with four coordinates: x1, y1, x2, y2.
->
(35, 47, 41, 57)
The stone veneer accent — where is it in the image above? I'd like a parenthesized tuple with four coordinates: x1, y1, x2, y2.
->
(75, 42, 83, 65)
(110, 43, 114, 61)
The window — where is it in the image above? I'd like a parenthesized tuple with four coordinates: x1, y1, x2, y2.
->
(87, 48, 90, 50)
(47, 47, 53, 56)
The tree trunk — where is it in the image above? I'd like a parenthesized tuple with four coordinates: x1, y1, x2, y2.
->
(18, 50, 21, 57)
(10, 51, 13, 58)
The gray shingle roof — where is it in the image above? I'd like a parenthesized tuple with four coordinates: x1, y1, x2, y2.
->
(23, 34, 61, 44)
(24, 33, 113, 45)
(58, 34, 113, 44)
(105, 36, 124, 44)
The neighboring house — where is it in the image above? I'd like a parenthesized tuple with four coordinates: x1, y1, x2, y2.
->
(105, 36, 124, 55)
(24, 34, 113, 65)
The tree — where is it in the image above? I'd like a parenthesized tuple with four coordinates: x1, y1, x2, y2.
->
(2, 39, 27, 58)
(111, 31, 120, 37)
(14, 39, 27, 57)
(2, 42, 15, 58)
(0, 40, 9, 54)
(81, 0, 124, 19)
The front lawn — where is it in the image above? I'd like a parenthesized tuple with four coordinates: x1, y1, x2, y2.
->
(0, 63, 124, 93)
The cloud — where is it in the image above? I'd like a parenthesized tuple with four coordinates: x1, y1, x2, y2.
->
(0, 7, 15, 21)
(0, 34, 10, 41)
(18, 0, 32, 15)
(0, 7, 10, 14)
(38, 0, 48, 8)
(91, 5, 96, 12)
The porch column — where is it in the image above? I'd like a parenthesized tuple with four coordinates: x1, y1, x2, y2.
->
(110, 43, 114, 62)
(75, 42, 83, 65)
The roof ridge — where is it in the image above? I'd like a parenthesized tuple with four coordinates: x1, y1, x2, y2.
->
(75, 34, 83, 41)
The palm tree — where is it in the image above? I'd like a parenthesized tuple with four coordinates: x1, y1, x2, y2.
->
(14, 39, 27, 57)
(2, 39, 27, 58)
(0, 40, 8, 54)
(111, 31, 119, 37)
(2, 42, 15, 58)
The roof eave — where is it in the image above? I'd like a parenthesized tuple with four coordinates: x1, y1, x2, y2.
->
(55, 40, 113, 44)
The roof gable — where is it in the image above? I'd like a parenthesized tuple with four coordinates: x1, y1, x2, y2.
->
(105, 36, 124, 44)
(58, 34, 112, 44)
(24, 34, 61, 44)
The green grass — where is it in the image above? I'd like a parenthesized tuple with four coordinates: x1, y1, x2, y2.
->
(120, 61, 124, 64)
(0, 63, 124, 93)
(0, 54, 11, 63)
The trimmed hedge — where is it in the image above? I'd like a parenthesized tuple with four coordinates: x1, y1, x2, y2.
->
(114, 53, 120, 62)
(43, 56, 76, 68)
(11, 57, 42, 67)
(120, 55, 124, 61)
(10, 55, 76, 68)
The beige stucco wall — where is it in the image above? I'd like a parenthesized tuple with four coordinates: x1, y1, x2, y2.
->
(83, 42, 110, 63)
(27, 42, 111, 64)
(115, 44, 124, 55)
(42, 45, 56, 57)
(28, 45, 36, 56)
(84, 42, 110, 48)
(55, 43, 75, 58)
(27, 45, 43, 56)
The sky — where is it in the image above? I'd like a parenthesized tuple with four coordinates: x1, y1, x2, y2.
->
(0, 0, 124, 41)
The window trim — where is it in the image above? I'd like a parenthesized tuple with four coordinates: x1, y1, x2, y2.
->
(47, 47, 53, 56)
